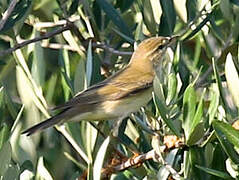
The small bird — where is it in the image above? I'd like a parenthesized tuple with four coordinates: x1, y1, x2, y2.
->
(22, 36, 176, 136)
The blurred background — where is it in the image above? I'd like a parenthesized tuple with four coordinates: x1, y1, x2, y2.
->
(0, 0, 239, 179)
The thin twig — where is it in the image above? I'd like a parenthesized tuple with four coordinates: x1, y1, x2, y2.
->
(0, 0, 18, 31)
(101, 148, 181, 179)
(34, 16, 81, 29)
(0, 25, 70, 57)
(41, 41, 133, 56)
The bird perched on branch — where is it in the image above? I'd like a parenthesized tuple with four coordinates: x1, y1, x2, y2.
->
(22, 36, 176, 136)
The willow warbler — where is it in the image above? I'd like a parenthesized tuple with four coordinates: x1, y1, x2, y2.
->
(22, 36, 176, 136)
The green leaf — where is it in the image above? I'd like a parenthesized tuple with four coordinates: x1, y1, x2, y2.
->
(0, 124, 9, 149)
(143, 0, 158, 35)
(31, 30, 45, 87)
(153, 77, 181, 137)
(174, 0, 187, 23)
(182, 84, 196, 140)
(225, 53, 239, 108)
(213, 121, 239, 164)
(86, 40, 93, 87)
(208, 88, 220, 125)
(96, 0, 132, 37)
(0, 141, 11, 176)
(59, 49, 73, 100)
(158, 149, 179, 179)
(36, 157, 53, 180)
(186, 0, 198, 21)
(74, 58, 86, 93)
(212, 58, 237, 118)
(159, 0, 176, 36)
(195, 165, 232, 179)
(186, 122, 204, 146)
(166, 73, 177, 105)
(93, 136, 110, 180)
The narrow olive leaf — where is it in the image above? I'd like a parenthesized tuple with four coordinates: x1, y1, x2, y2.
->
(4, 88, 18, 118)
(74, 58, 86, 93)
(16, 66, 49, 118)
(134, 21, 144, 41)
(151, 0, 162, 24)
(159, 0, 176, 35)
(86, 40, 93, 87)
(36, 157, 53, 180)
(186, 0, 197, 22)
(193, 35, 202, 67)
(213, 121, 239, 164)
(157, 149, 179, 180)
(0, 124, 9, 150)
(173, 0, 187, 23)
(208, 87, 220, 125)
(195, 165, 232, 179)
(10, 105, 24, 135)
(45, 74, 57, 103)
(143, 0, 157, 34)
(212, 58, 234, 117)
(153, 77, 181, 136)
(93, 136, 110, 180)
(182, 84, 196, 141)
(62, 30, 85, 57)
(59, 50, 72, 100)
(112, 28, 135, 44)
(132, 115, 155, 135)
(31, 31, 45, 88)
(0, 141, 11, 176)
(14, 48, 48, 110)
(173, 42, 180, 72)
(187, 122, 204, 146)
(64, 152, 86, 170)
(183, 151, 190, 178)
(213, 121, 239, 150)
(166, 73, 177, 105)
(86, 122, 98, 163)
(190, 89, 205, 130)
(96, 0, 132, 37)
(225, 53, 239, 108)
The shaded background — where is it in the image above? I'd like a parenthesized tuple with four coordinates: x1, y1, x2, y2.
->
(0, 0, 239, 179)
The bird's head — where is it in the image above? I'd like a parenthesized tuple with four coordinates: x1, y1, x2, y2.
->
(132, 36, 177, 67)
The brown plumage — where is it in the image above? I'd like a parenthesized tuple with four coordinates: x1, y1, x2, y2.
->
(22, 36, 176, 136)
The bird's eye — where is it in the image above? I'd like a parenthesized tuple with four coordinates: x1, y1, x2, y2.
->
(156, 44, 165, 50)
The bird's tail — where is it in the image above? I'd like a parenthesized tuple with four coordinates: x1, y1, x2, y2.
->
(22, 116, 63, 136)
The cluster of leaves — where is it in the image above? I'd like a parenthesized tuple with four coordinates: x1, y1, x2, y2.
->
(0, 0, 239, 179)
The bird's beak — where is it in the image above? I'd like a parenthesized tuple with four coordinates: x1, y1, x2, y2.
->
(168, 35, 179, 46)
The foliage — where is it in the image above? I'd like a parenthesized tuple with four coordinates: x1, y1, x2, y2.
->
(0, 0, 239, 179)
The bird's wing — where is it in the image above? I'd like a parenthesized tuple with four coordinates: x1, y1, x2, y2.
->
(53, 67, 154, 111)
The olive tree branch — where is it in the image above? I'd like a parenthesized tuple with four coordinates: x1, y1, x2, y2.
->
(0, 0, 18, 31)
(0, 25, 71, 57)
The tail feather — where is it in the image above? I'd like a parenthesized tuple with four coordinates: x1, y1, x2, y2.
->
(22, 116, 63, 136)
